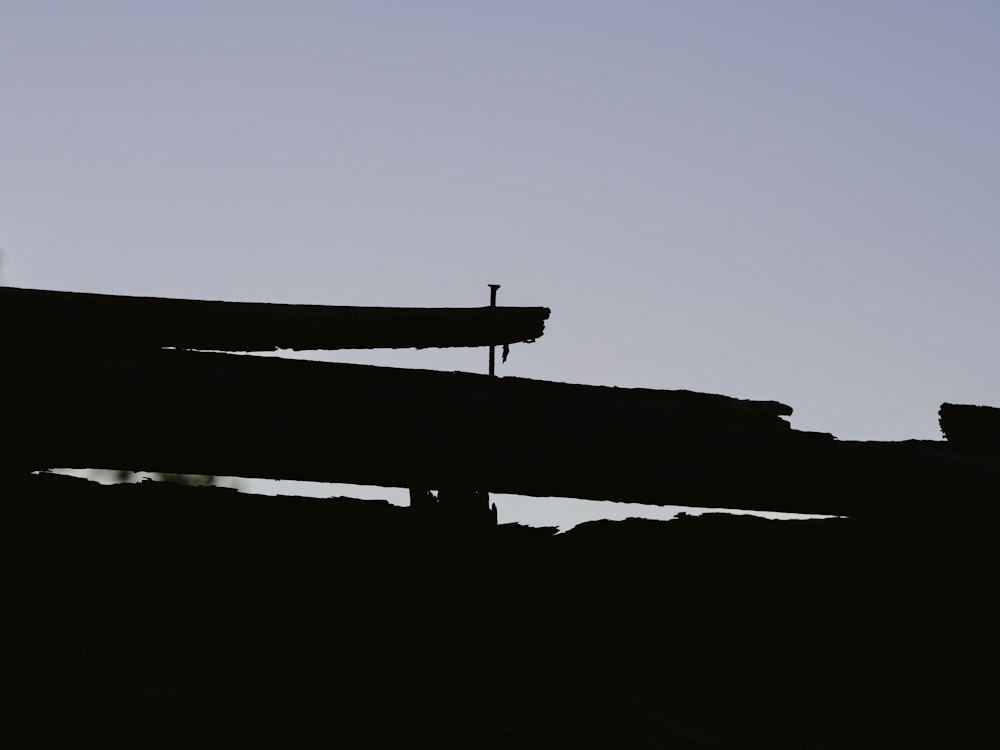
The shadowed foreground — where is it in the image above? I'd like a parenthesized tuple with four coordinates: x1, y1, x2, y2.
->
(2, 472, 997, 747)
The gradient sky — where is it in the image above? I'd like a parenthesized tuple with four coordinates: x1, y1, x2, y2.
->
(4, 2, 999, 526)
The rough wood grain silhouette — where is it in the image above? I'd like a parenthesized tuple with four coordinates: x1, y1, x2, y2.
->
(4, 286, 1000, 746)
(1, 286, 550, 351)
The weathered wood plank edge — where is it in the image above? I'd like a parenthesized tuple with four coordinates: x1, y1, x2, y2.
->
(5, 348, 1000, 517)
(2, 286, 550, 351)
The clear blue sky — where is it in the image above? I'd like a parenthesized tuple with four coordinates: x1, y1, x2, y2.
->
(3, 2, 999, 525)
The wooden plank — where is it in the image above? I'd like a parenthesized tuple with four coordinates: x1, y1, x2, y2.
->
(2, 286, 550, 351)
(5, 348, 1000, 517)
(939, 403, 1000, 447)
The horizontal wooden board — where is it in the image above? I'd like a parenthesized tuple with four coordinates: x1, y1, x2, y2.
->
(2, 286, 550, 351)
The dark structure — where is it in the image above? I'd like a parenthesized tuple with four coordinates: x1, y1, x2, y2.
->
(2, 287, 999, 746)
(0, 285, 549, 352)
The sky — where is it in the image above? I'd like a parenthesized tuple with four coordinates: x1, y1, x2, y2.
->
(3, 1, 1000, 527)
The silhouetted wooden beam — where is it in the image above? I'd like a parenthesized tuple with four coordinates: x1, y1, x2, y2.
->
(5, 348, 1000, 517)
(1, 286, 550, 351)
(939, 403, 1000, 448)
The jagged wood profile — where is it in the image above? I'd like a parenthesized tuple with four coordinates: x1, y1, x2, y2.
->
(4, 287, 999, 748)
(1, 286, 550, 351)
(5, 346, 1000, 517)
(6, 286, 1000, 518)
(939, 403, 1000, 448)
